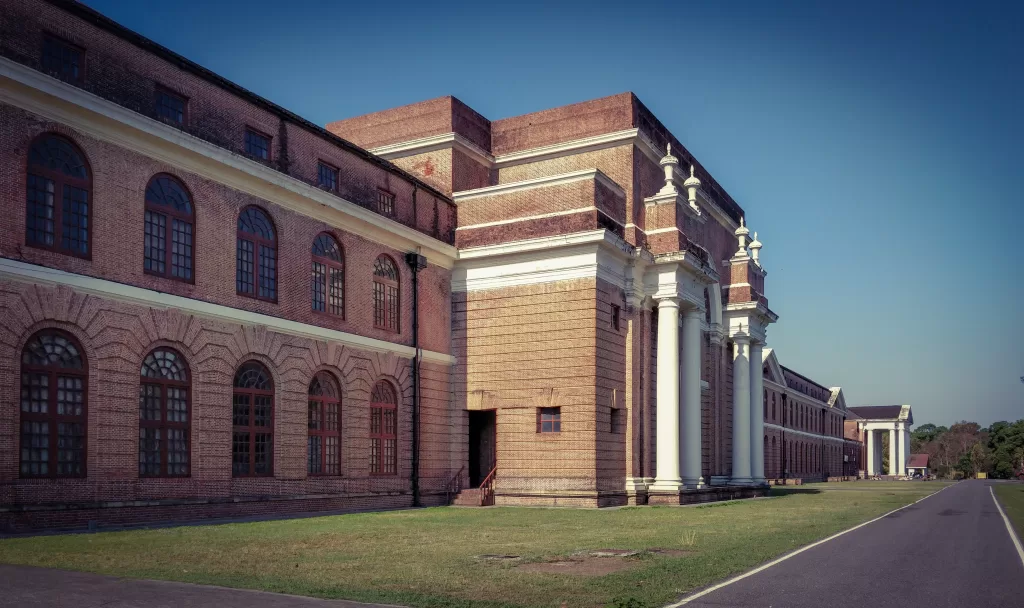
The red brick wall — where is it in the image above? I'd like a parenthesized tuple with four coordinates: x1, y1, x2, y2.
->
(0, 281, 460, 530)
(0, 0, 454, 244)
(0, 104, 452, 355)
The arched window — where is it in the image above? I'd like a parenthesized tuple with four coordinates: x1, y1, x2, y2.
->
(144, 174, 194, 281)
(26, 134, 91, 257)
(369, 380, 397, 475)
(236, 206, 276, 301)
(311, 233, 343, 317)
(308, 372, 341, 476)
(139, 348, 190, 477)
(232, 361, 273, 476)
(20, 330, 87, 477)
(373, 255, 400, 332)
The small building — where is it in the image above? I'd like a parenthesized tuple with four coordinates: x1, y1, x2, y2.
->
(906, 454, 930, 478)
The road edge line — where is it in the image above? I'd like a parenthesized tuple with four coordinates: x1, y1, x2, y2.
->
(664, 483, 957, 607)
(989, 485, 1024, 570)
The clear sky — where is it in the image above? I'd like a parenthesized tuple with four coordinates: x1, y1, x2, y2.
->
(84, 0, 1023, 427)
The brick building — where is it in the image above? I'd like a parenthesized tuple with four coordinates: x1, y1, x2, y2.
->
(0, 0, 868, 529)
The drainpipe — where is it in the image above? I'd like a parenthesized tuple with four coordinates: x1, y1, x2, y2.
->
(405, 251, 427, 507)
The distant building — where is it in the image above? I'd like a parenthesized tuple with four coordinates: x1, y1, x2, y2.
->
(906, 454, 930, 477)
(846, 406, 915, 477)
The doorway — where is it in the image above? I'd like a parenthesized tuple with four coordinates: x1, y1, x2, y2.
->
(468, 410, 496, 488)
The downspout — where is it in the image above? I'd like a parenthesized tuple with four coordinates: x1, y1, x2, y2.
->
(406, 250, 427, 507)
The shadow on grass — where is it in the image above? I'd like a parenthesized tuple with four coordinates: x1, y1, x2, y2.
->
(768, 488, 824, 497)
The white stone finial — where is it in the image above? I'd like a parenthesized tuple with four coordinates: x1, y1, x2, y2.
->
(735, 216, 750, 257)
(658, 142, 680, 195)
(749, 230, 762, 266)
(683, 163, 701, 206)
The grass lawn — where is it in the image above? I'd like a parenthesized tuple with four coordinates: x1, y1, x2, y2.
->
(0, 482, 951, 608)
(993, 482, 1024, 539)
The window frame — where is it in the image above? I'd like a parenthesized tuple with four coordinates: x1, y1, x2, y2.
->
(138, 348, 191, 478)
(236, 206, 278, 302)
(376, 189, 395, 217)
(19, 329, 88, 478)
(311, 232, 344, 318)
(25, 133, 93, 259)
(41, 34, 85, 85)
(307, 372, 342, 476)
(373, 255, 400, 333)
(154, 86, 188, 126)
(231, 361, 275, 478)
(244, 127, 272, 162)
(143, 173, 195, 283)
(369, 380, 398, 476)
(317, 161, 339, 192)
(537, 407, 561, 433)
(611, 304, 621, 331)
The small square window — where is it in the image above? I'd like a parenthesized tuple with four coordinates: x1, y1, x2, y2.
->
(42, 35, 83, 84)
(155, 88, 187, 125)
(245, 129, 270, 161)
(611, 304, 621, 331)
(318, 161, 338, 191)
(377, 189, 395, 217)
(538, 407, 561, 433)
(610, 408, 624, 434)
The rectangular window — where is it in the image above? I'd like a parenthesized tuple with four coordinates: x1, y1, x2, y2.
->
(538, 407, 561, 433)
(144, 210, 167, 275)
(611, 304, 621, 331)
(155, 88, 187, 125)
(376, 189, 395, 216)
(258, 244, 277, 300)
(26, 174, 55, 247)
(61, 185, 89, 256)
(171, 219, 193, 280)
(318, 162, 338, 191)
(245, 129, 270, 161)
(42, 36, 83, 84)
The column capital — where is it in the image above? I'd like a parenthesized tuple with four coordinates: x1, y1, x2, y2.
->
(682, 307, 705, 321)
(731, 334, 751, 345)
(653, 295, 681, 309)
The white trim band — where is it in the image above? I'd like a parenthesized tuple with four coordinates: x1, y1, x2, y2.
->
(453, 168, 626, 202)
(0, 258, 455, 365)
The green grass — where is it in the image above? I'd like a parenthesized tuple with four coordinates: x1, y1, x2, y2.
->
(993, 483, 1024, 539)
(0, 483, 948, 608)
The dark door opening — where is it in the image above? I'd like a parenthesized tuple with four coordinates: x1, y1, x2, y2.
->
(468, 410, 496, 488)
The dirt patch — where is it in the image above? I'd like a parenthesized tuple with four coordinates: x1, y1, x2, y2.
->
(516, 557, 636, 576)
(647, 548, 694, 557)
(588, 549, 640, 557)
(476, 554, 521, 561)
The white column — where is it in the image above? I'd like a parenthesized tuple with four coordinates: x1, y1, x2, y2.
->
(866, 429, 875, 475)
(730, 336, 752, 484)
(903, 428, 911, 472)
(651, 297, 682, 492)
(749, 342, 765, 485)
(681, 309, 704, 489)
(888, 426, 898, 476)
(898, 425, 908, 476)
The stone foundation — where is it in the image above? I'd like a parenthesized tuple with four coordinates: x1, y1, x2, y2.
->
(647, 485, 769, 505)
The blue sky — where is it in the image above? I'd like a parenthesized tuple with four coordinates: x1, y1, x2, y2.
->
(85, 0, 1023, 427)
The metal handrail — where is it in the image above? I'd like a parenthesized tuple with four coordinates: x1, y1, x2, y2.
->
(479, 466, 497, 506)
(445, 466, 465, 505)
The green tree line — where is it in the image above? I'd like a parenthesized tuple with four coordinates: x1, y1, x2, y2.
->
(911, 419, 1024, 479)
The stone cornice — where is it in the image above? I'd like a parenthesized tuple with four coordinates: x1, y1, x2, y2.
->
(0, 258, 455, 365)
(453, 168, 626, 202)
(371, 131, 494, 169)
(0, 57, 458, 268)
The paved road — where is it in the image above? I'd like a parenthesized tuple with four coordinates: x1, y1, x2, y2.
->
(0, 564, 399, 608)
(682, 480, 1024, 608)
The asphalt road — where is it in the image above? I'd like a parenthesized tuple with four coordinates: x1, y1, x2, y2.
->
(681, 480, 1024, 608)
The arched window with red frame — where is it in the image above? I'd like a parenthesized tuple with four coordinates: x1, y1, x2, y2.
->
(373, 255, 399, 332)
(308, 372, 341, 476)
(311, 233, 344, 317)
(236, 206, 276, 301)
(20, 329, 87, 477)
(26, 134, 91, 258)
(144, 174, 194, 282)
(369, 380, 397, 475)
(139, 348, 190, 477)
(232, 361, 273, 477)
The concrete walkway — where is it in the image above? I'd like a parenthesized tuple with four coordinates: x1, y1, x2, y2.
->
(0, 564, 401, 608)
(677, 479, 1024, 608)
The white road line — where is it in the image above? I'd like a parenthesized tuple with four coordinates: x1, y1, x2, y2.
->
(664, 483, 957, 607)
(989, 486, 1024, 570)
